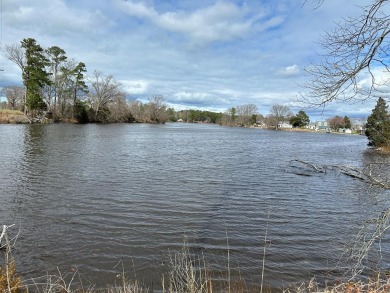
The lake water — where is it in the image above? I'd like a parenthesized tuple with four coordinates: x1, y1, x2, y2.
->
(1, 123, 389, 291)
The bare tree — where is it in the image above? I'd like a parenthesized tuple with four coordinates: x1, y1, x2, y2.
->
(146, 95, 167, 123)
(128, 100, 146, 122)
(236, 104, 258, 126)
(304, 0, 390, 106)
(3, 44, 27, 114)
(269, 104, 293, 129)
(2, 86, 24, 110)
(327, 115, 345, 131)
(88, 71, 123, 122)
(3, 43, 25, 70)
(108, 93, 129, 122)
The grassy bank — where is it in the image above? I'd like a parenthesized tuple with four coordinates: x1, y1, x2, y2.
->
(1, 236, 390, 292)
(0, 110, 30, 124)
(2, 253, 390, 292)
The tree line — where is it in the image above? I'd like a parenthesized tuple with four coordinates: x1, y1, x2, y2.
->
(2, 38, 170, 123)
(3, 37, 387, 147)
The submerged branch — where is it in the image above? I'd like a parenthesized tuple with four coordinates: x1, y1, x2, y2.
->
(289, 158, 390, 189)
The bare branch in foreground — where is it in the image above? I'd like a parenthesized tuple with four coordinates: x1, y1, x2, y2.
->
(303, 0, 390, 106)
(289, 157, 390, 283)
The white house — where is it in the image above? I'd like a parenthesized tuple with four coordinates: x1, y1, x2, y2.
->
(278, 121, 293, 129)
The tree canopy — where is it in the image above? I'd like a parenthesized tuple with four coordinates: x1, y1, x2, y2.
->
(327, 115, 352, 131)
(289, 110, 310, 128)
(21, 38, 52, 111)
(365, 97, 390, 147)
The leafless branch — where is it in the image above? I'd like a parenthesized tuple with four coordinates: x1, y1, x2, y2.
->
(343, 206, 390, 278)
(289, 157, 390, 189)
(2, 43, 25, 71)
(289, 157, 390, 282)
(303, 0, 390, 106)
(302, 0, 324, 10)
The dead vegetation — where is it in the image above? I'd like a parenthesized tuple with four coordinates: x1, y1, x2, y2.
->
(289, 155, 390, 189)
(1, 222, 390, 292)
(0, 110, 29, 124)
(0, 225, 24, 293)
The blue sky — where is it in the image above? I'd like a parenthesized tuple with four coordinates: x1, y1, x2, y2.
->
(0, 0, 381, 120)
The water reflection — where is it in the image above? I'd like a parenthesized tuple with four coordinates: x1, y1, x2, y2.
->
(23, 124, 46, 156)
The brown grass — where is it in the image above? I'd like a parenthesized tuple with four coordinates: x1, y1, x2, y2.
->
(0, 110, 29, 124)
(0, 110, 24, 115)
(376, 146, 390, 153)
(2, 250, 390, 293)
(284, 274, 390, 293)
(1, 225, 390, 293)
(0, 259, 25, 293)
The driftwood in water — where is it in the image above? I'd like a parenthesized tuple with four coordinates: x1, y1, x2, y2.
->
(289, 159, 390, 189)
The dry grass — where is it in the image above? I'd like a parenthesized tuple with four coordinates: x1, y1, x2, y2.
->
(0, 109, 24, 115)
(162, 243, 211, 293)
(377, 146, 390, 153)
(2, 225, 390, 293)
(0, 259, 24, 293)
(0, 225, 25, 293)
(284, 274, 390, 293)
(0, 110, 29, 123)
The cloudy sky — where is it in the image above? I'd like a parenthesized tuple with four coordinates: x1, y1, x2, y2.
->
(0, 0, 382, 119)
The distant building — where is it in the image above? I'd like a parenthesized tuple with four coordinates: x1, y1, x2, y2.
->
(278, 121, 293, 129)
(339, 128, 352, 134)
(315, 121, 328, 131)
(350, 118, 367, 134)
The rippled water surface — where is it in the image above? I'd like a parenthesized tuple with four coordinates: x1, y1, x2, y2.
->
(1, 123, 389, 290)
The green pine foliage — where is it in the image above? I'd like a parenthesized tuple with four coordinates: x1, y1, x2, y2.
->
(365, 97, 390, 147)
(344, 116, 352, 129)
(290, 110, 310, 128)
(21, 38, 52, 111)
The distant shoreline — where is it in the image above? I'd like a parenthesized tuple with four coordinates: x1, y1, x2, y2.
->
(0, 110, 363, 137)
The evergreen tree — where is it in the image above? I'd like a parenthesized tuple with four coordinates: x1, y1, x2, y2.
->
(365, 97, 390, 147)
(230, 107, 236, 122)
(21, 38, 51, 111)
(71, 62, 88, 119)
(290, 110, 310, 128)
(46, 46, 67, 113)
(344, 116, 352, 129)
(73, 99, 89, 123)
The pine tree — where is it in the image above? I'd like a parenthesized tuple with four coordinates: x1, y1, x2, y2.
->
(21, 38, 51, 111)
(46, 46, 67, 114)
(290, 110, 310, 128)
(72, 62, 88, 113)
(344, 116, 351, 129)
(365, 97, 390, 147)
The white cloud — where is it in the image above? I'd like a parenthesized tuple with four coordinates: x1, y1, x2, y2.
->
(118, 1, 270, 45)
(4, 0, 112, 41)
(0, 0, 380, 119)
(170, 91, 228, 106)
(355, 68, 390, 93)
(278, 65, 301, 77)
(120, 79, 150, 95)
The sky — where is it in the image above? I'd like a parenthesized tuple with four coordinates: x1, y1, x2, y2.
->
(0, 0, 384, 120)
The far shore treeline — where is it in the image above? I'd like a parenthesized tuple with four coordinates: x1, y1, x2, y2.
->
(1, 38, 390, 148)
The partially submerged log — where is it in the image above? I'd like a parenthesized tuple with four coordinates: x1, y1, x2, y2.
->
(289, 159, 390, 189)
